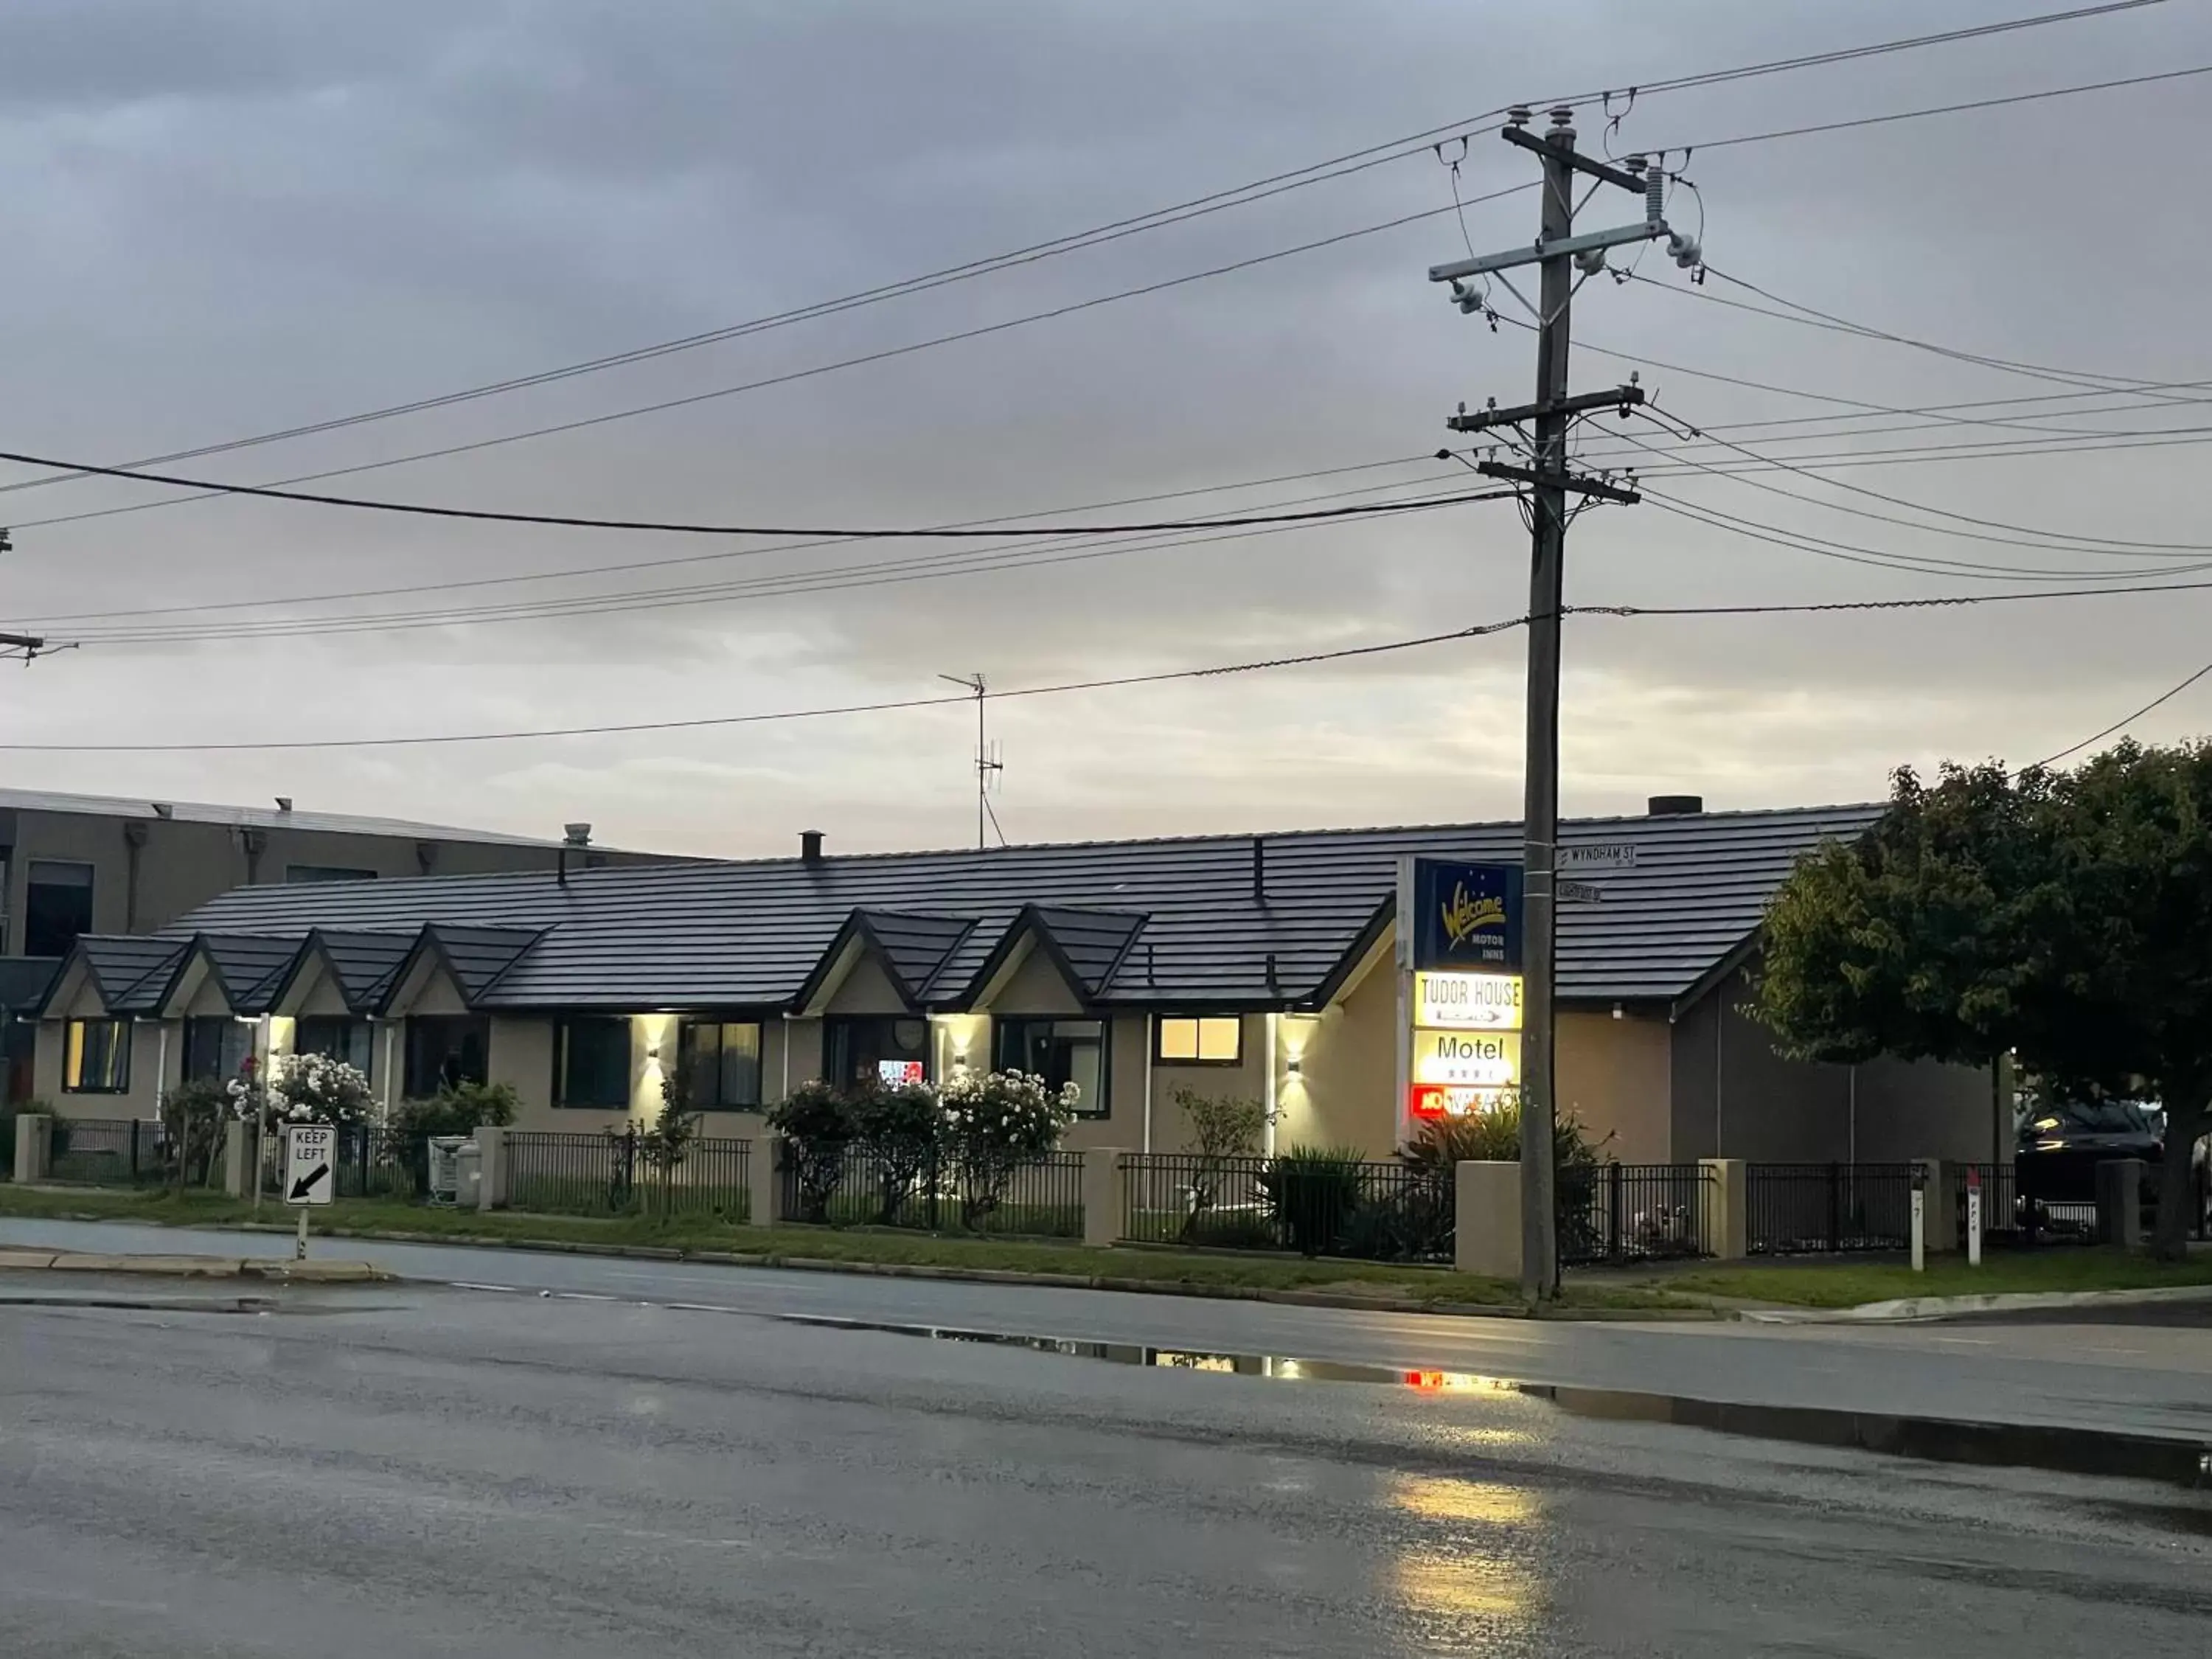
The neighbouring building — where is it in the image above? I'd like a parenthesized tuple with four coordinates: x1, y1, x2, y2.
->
(0, 787, 682, 1101)
(27, 797, 2004, 1166)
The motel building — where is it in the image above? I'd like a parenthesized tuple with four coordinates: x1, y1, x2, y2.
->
(30, 797, 2002, 1169)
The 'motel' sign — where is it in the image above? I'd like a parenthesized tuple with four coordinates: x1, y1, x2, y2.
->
(1411, 859, 1523, 971)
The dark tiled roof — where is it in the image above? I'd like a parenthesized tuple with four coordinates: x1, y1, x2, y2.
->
(1028, 907, 1149, 1000)
(854, 911, 977, 1002)
(76, 936, 191, 1014)
(0, 956, 60, 1013)
(157, 805, 1879, 1010)
(421, 925, 542, 1001)
(314, 930, 418, 1012)
(198, 934, 303, 1015)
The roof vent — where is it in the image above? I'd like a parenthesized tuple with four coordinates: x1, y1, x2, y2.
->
(1647, 794, 1703, 817)
(800, 829, 825, 863)
(274, 796, 293, 813)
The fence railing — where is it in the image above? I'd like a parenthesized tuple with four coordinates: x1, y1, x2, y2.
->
(1558, 1164, 1715, 1265)
(781, 1145, 1082, 1237)
(505, 1130, 751, 1221)
(46, 1117, 168, 1186)
(1747, 1162, 1917, 1254)
(1118, 1152, 1453, 1263)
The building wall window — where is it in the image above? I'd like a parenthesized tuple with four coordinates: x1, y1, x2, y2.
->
(285, 865, 378, 884)
(404, 1015, 488, 1098)
(677, 1020, 762, 1110)
(183, 1015, 252, 1084)
(297, 1016, 374, 1078)
(994, 1017, 1108, 1119)
(64, 1017, 131, 1093)
(24, 860, 95, 958)
(554, 1017, 632, 1108)
(1155, 1015, 1243, 1065)
(824, 1015, 931, 1089)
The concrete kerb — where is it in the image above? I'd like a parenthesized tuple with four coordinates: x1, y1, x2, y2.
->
(1739, 1282, 2212, 1324)
(0, 1246, 388, 1284)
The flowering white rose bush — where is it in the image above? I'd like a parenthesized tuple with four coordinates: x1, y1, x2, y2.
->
(939, 1068, 1077, 1226)
(265, 1051, 375, 1126)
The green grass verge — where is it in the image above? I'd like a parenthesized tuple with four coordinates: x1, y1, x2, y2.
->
(1667, 1250, 2212, 1309)
(0, 1184, 1682, 1308)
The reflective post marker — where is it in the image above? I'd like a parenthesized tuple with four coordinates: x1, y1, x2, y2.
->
(1910, 1177, 1926, 1274)
(1966, 1166, 1983, 1268)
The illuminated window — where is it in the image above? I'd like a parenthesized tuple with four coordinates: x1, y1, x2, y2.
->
(64, 1018, 131, 1093)
(1154, 1015, 1242, 1065)
(825, 1016, 930, 1088)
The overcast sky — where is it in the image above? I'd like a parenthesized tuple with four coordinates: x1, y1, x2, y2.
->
(0, 0, 2205, 858)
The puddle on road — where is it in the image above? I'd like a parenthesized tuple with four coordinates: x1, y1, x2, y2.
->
(765, 1310, 2212, 1491)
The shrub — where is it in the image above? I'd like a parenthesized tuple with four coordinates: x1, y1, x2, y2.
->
(849, 1079, 942, 1224)
(388, 1082, 521, 1200)
(767, 1079, 856, 1222)
(630, 1070, 703, 1219)
(1173, 1088, 1267, 1242)
(939, 1068, 1075, 1228)
(159, 1079, 232, 1189)
(1258, 1144, 1368, 1256)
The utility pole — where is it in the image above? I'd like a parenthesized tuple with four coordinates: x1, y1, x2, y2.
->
(937, 672, 1004, 849)
(1427, 105, 1687, 1299)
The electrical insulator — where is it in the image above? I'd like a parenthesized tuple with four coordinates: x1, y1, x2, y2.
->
(1574, 246, 1607, 276)
(1667, 231, 1702, 269)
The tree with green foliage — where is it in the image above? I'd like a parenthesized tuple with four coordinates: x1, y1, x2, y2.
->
(1172, 1088, 1266, 1242)
(1757, 748, 2212, 1259)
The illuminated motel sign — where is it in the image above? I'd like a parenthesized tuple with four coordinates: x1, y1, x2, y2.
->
(1396, 858, 1525, 1132)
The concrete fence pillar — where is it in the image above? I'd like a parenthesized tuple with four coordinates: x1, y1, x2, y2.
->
(2096, 1158, 2147, 1249)
(748, 1133, 786, 1228)
(474, 1124, 507, 1212)
(1454, 1160, 1522, 1281)
(1081, 1147, 1124, 1248)
(1919, 1159, 1959, 1254)
(1699, 1158, 1748, 1260)
(13, 1113, 50, 1183)
(222, 1120, 249, 1198)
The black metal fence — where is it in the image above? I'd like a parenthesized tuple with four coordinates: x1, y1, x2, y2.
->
(1559, 1164, 1714, 1265)
(781, 1145, 1082, 1238)
(333, 1125, 421, 1200)
(1118, 1152, 1453, 1263)
(46, 1117, 168, 1186)
(506, 1130, 752, 1221)
(1747, 1162, 1917, 1254)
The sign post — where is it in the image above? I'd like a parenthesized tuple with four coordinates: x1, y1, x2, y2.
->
(284, 1121, 335, 1259)
(1910, 1166, 1927, 1274)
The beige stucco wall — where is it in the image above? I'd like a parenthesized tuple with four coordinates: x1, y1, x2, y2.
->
(1279, 966, 1397, 1156)
(986, 945, 1085, 1017)
(1556, 1009, 1672, 1164)
(821, 951, 907, 1017)
(487, 1016, 557, 1121)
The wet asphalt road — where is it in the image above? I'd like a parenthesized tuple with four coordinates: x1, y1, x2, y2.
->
(4, 1281, 2211, 1658)
(7, 1215, 2212, 1439)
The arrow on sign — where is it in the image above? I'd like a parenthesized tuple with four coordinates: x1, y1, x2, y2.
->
(288, 1164, 330, 1203)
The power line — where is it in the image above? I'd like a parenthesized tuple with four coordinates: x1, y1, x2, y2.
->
(6, 10, 2177, 533)
(3, 189, 1535, 535)
(0, 443, 1505, 540)
(2030, 658, 2212, 768)
(0, 1, 2151, 507)
(1, 451, 1451, 627)
(1571, 574, 2212, 619)
(0, 613, 1534, 752)
(56, 481, 1512, 647)
(1672, 58, 2209, 153)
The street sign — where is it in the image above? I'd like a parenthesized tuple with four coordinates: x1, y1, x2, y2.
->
(1557, 878, 1605, 905)
(1558, 843, 1637, 873)
(285, 1124, 335, 1206)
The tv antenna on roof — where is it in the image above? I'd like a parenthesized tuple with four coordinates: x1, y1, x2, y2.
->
(937, 672, 1005, 849)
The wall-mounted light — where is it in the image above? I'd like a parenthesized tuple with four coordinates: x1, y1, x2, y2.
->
(646, 1043, 662, 1062)
(1284, 1057, 1303, 1077)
